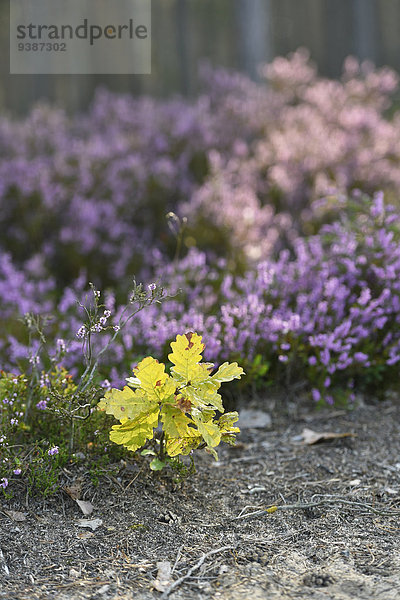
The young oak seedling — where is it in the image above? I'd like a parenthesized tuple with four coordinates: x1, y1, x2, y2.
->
(98, 332, 244, 468)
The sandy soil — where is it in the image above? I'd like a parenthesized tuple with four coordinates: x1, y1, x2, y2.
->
(1, 397, 400, 600)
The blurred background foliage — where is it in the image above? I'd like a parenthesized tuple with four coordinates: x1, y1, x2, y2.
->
(1, 0, 400, 113)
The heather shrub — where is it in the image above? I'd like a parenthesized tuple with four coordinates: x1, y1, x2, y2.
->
(2, 51, 400, 290)
(2, 191, 400, 408)
(0, 364, 123, 497)
(122, 192, 400, 405)
(187, 50, 400, 258)
(1, 51, 400, 410)
(222, 192, 400, 403)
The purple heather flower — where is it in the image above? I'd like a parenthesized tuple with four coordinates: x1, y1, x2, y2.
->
(36, 399, 47, 410)
(148, 283, 157, 291)
(358, 288, 371, 306)
(0, 478, 8, 489)
(13, 468, 21, 475)
(57, 338, 66, 351)
(311, 389, 321, 402)
(48, 446, 59, 456)
(320, 348, 331, 366)
(371, 192, 385, 218)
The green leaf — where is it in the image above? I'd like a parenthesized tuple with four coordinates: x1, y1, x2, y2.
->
(205, 446, 219, 460)
(140, 449, 156, 456)
(150, 458, 166, 471)
(217, 411, 240, 432)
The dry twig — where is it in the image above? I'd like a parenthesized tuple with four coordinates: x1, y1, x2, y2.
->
(160, 545, 236, 598)
(0, 548, 9, 576)
(235, 495, 400, 520)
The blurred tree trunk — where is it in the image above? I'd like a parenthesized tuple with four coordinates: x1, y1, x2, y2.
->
(379, 0, 400, 69)
(323, 0, 353, 77)
(353, 0, 378, 62)
(235, 0, 272, 79)
(176, 0, 190, 93)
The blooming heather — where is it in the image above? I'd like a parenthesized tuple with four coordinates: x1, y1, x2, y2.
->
(0, 54, 400, 403)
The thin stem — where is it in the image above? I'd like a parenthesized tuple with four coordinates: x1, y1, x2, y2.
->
(159, 432, 166, 461)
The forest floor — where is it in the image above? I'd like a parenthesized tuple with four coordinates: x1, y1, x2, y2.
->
(1, 394, 400, 600)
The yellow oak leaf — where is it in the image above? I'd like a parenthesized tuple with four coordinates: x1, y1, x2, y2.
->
(184, 383, 224, 412)
(98, 386, 152, 421)
(168, 332, 205, 383)
(109, 407, 159, 452)
(165, 428, 202, 456)
(160, 404, 193, 439)
(192, 413, 221, 448)
(134, 356, 174, 403)
(100, 332, 244, 462)
(212, 362, 245, 384)
(217, 411, 240, 444)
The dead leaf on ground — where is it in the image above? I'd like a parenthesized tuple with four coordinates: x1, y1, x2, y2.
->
(76, 499, 94, 516)
(64, 479, 83, 500)
(77, 518, 103, 531)
(153, 560, 172, 592)
(4, 510, 26, 522)
(64, 480, 95, 515)
(301, 428, 357, 445)
(77, 531, 94, 540)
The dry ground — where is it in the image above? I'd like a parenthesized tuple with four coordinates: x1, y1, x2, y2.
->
(1, 396, 400, 599)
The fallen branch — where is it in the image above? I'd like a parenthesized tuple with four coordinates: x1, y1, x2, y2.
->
(235, 495, 400, 520)
(160, 545, 236, 599)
